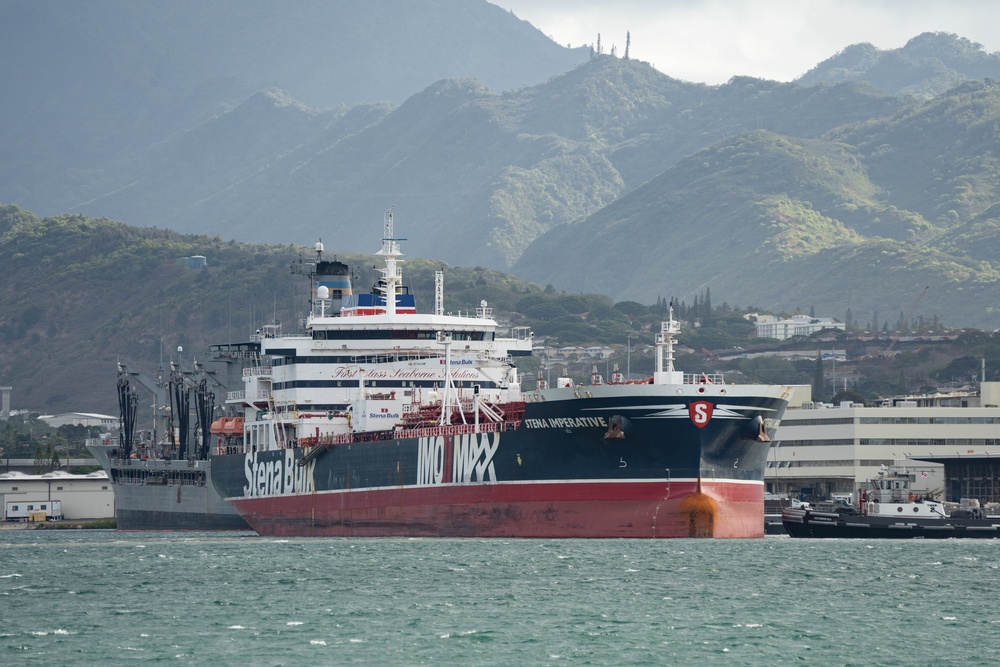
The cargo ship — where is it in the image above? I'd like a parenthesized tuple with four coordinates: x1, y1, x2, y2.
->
(87, 363, 249, 530)
(208, 210, 792, 538)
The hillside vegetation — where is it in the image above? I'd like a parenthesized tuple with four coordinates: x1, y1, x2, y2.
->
(515, 79, 1000, 329)
(4, 206, 1000, 416)
(0, 205, 552, 413)
(798, 32, 1000, 97)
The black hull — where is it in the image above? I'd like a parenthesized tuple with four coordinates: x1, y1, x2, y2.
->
(211, 390, 788, 538)
(782, 509, 1000, 539)
(214, 391, 784, 495)
(116, 509, 251, 531)
(764, 514, 787, 535)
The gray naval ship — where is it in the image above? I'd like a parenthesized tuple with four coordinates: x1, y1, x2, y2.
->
(88, 358, 251, 531)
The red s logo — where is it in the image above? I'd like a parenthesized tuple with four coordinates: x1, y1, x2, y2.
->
(689, 401, 713, 428)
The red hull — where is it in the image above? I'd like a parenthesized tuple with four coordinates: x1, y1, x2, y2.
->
(229, 480, 765, 538)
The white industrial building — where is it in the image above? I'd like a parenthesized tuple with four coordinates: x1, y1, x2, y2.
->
(0, 470, 115, 521)
(750, 314, 846, 341)
(768, 382, 1000, 503)
(37, 412, 117, 429)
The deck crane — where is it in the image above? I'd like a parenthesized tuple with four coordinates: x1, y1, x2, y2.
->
(885, 285, 929, 356)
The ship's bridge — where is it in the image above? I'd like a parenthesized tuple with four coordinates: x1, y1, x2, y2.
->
(303, 313, 531, 357)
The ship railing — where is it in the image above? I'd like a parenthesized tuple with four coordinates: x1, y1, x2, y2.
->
(683, 372, 725, 385)
(395, 421, 510, 439)
(288, 420, 519, 452)
(242, 364, 273, 377)
(251, 328, 308, 342)
(226, 389, 270, 402)
(509, 326, 532, 340)
(211, 349, 259, 360)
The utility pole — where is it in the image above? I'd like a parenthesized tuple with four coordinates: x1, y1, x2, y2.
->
(626, 334, 635, 380)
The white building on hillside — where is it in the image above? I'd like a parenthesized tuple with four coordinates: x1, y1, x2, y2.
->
(750, 314, 845, 341)
(37, 412, 117, 429)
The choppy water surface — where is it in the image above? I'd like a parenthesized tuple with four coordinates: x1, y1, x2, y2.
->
(1, 531, 998, 666)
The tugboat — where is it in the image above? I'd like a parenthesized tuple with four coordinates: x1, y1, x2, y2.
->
(208, 210, 793, 538)
(782, 465, 1000, 538)
(764, 493, 792, 534)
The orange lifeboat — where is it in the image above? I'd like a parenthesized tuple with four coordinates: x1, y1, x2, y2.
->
(223, 417, 244, 436)
(211, 417, 229, 435)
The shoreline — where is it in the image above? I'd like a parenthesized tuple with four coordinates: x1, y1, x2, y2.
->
(0, 519, 117, 530)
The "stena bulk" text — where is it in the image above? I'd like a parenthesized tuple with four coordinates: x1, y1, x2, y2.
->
(243, 449, 316, 497)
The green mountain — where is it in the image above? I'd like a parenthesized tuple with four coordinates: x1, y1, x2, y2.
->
(0, 0, 587, 213)
(797, 32, 1000, 98)
(514, 80, 1000, 329)
(53, 58, 905, 270)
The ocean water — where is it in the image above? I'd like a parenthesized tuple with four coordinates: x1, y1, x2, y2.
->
(1, 531, 998, 666)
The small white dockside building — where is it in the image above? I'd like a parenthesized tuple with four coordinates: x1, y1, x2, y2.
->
(0, 470, 115, 521)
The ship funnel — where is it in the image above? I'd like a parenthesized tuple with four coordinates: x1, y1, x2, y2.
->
(313, 258, 352, 315)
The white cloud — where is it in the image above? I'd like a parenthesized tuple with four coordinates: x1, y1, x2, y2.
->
(494, 0, 1000, 84)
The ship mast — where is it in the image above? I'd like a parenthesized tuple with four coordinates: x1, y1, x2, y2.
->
(375, 209, 405, 316)
(438, 331, 463, 426)
(434, 270, 444, 316)
(653, 304, 684, 385)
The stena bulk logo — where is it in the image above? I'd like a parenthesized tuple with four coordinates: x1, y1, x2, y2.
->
(417, 432, 499, 485)
(243, 449, 315, 497)
(439, 358, 474, 365)
(689, 401, 714, 428)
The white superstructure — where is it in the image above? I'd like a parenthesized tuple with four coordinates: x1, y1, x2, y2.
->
(222, 210, 533, 452)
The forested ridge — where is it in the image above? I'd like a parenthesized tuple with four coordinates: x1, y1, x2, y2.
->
(3, 206, 1000, 415)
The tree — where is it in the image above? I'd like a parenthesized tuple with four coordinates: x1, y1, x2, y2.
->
(624, 31, 631, 60)
(1, 422, 14, 454)
(33, 443, 48, 474)
(812, 356, 827, 402)
(831, 389, 866, 406)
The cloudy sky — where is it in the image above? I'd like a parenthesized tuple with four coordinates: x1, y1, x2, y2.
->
(494, 0, 1000, 84)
